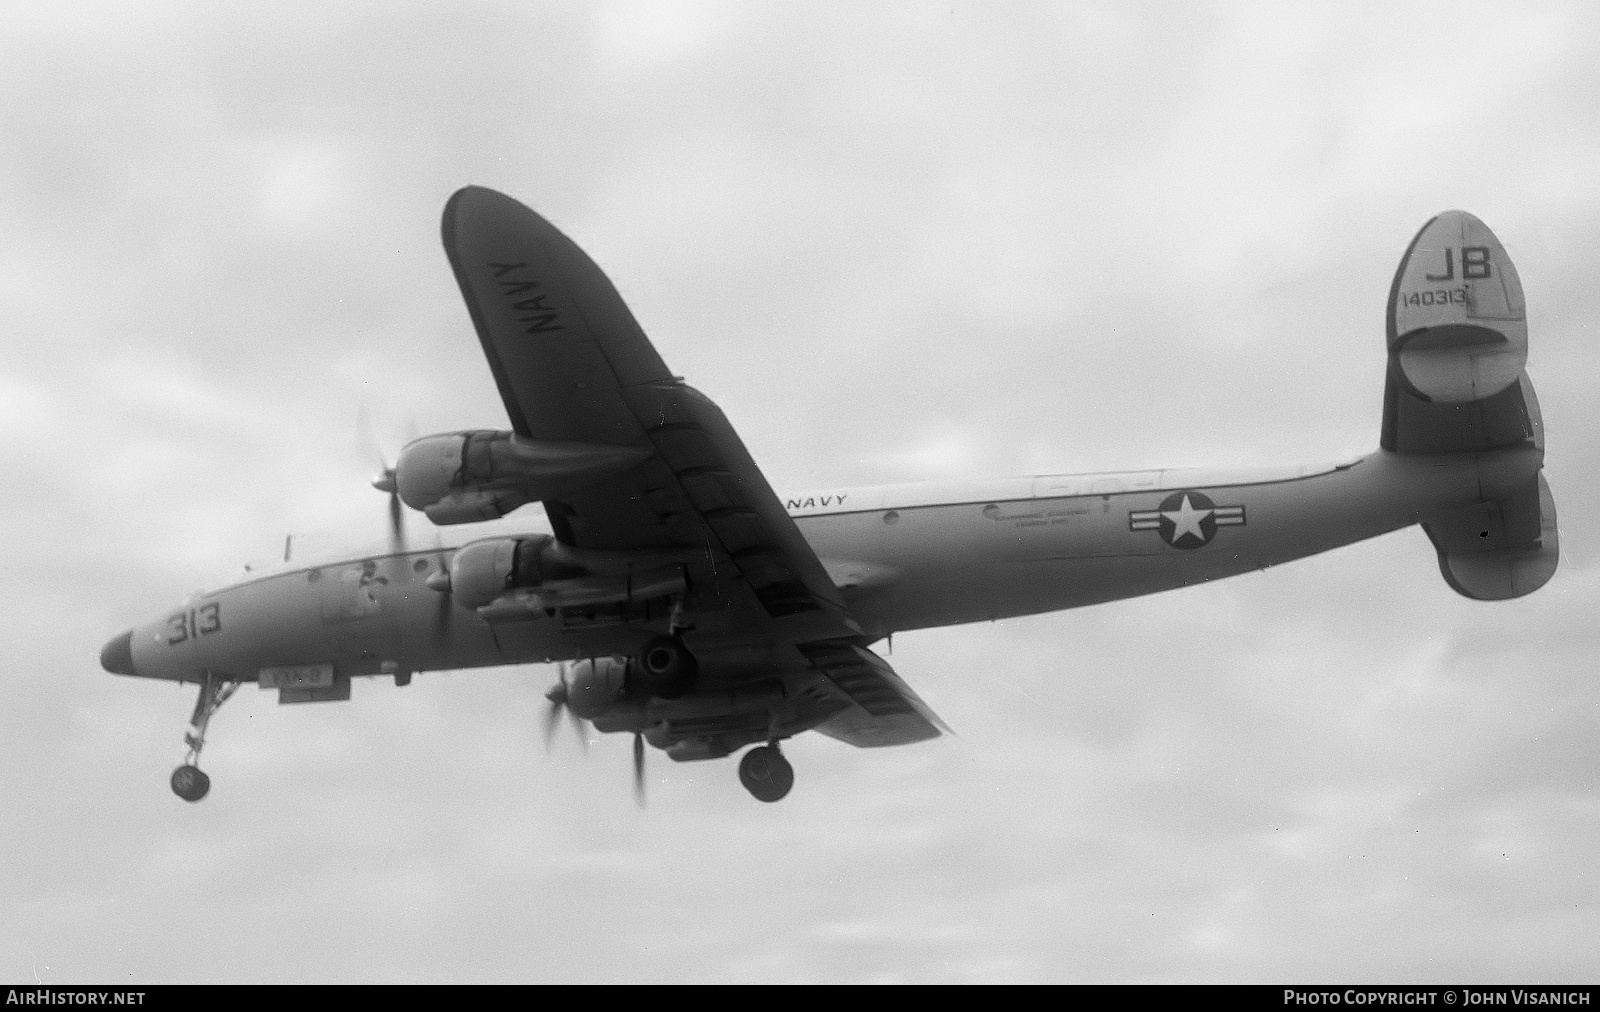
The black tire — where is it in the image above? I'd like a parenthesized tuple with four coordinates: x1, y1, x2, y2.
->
(738, 745, 794, 803)
(631, 636, 698, 699)
(170, 765, 211, 803)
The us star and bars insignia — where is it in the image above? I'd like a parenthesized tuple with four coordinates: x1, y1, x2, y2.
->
(1129, 491, 1245, 550)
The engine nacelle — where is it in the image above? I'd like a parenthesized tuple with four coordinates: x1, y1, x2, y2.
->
(394, 429, 652, 525)
(446, 535, 688, 616)
(448, 533, 689, 622)
(447, 537, 516, 609)
(566, 657, 629, 719)
(632, 635, 697, 699)
(447, 534, 580, 609)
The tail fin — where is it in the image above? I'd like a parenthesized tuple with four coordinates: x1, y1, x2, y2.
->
(1383, 211, 1558, 599)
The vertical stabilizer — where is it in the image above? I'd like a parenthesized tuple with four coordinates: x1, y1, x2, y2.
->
(1382, 211, 1537, 455)
(1383, 211, 1557, 599)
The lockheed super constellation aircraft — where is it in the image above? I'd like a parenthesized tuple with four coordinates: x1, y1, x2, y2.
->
(100, 188, 1557, 803)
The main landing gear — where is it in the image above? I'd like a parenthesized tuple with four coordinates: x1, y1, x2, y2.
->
(738, 742, 794, 803)
(171, 672, 237, 803)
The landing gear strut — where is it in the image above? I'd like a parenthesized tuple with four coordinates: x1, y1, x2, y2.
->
(738, 742, 794, 803)
(171, 672, 237, 803)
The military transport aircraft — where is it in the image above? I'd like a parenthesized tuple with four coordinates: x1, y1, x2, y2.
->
(99, 188, 1558, 804)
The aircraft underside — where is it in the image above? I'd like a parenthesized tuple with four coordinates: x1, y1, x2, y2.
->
(100, 194, 1556, 804)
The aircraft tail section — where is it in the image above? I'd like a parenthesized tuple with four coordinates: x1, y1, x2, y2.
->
(1382, 210, 1537, 454)
(1383, 211, 1557, 599)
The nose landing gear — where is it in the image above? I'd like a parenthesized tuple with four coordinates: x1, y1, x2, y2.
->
(172, 673, 237, 803)
(738, 742, 794, 803)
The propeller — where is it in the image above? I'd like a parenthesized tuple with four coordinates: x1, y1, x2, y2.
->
(542, 663, 588, 753)
(427, 542, 455, 648)
(361, 411, 460, 660)
(371, 460, 404, 556)
(540, 663, 648, 806)
(359, 408, 406, 556)
(633, 731, 646, 808)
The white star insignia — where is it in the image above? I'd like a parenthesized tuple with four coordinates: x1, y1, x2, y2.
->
(1162, 494, 1212, 543)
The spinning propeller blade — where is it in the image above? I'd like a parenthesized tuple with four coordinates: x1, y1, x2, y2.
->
(430, 577, 453, 645)
(425, 536, 453, 648)
(542, 678, 567, 750)
(568, 704, 586, 751)
(633, 731, 646, 808)
(356, 406, 409, 557)
(359, 408, 406, 555)
(541, 664, 588, 753)
(386, 486, 406, 556)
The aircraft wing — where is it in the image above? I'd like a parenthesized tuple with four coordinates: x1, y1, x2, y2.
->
(800, 642, 949, 748)
(441, 186, 856, 641)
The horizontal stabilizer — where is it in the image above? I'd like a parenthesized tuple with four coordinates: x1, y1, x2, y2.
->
(1423, 473, 1559, 600)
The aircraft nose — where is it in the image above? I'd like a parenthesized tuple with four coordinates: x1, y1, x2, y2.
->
(100, 629, 136, 676)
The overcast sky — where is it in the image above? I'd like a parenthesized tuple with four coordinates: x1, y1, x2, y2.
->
(3, 0, 1598, 984)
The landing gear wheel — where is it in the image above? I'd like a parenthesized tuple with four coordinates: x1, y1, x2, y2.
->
(632, 636, 698, 699)
(738, 744, 794, 803)
(169, 672, 236, 803)
(170, 764, 211, 803)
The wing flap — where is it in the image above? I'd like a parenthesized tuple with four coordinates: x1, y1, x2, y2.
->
(626, 382, 851, 624)
(803, 643, 948, 748)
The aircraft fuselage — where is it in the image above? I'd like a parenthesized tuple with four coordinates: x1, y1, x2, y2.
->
(117, 444, 1538, 687)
